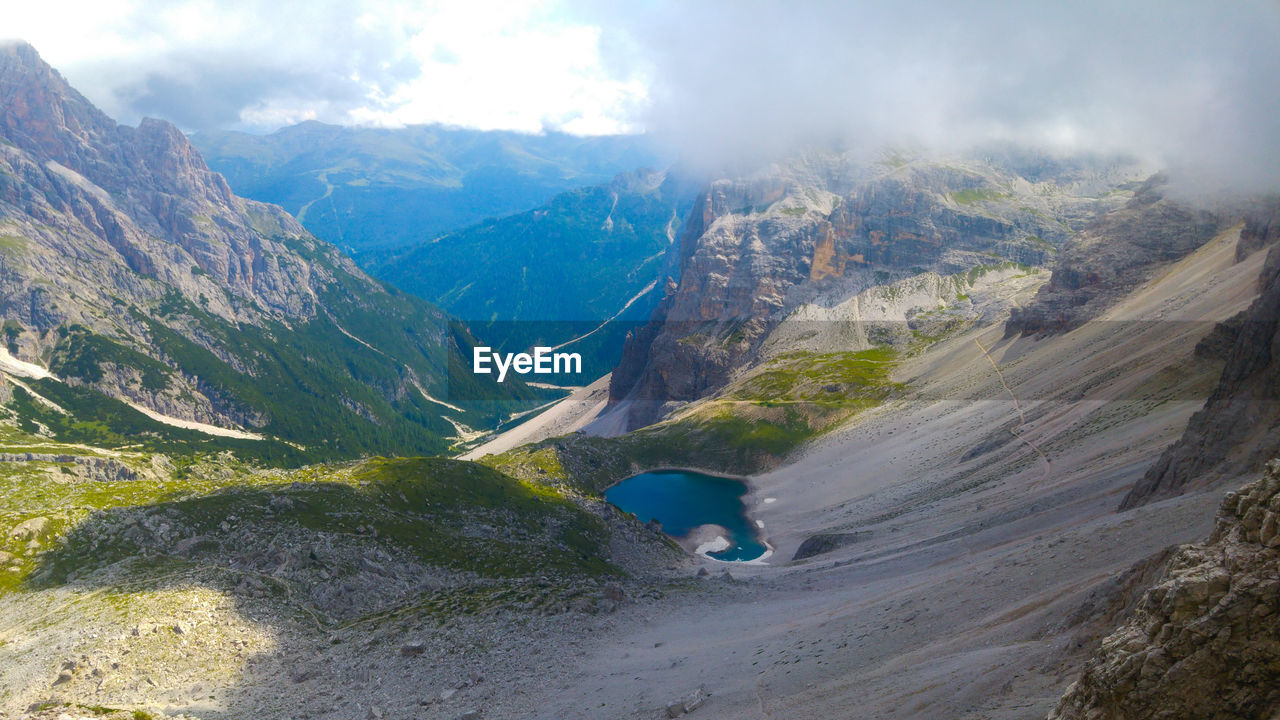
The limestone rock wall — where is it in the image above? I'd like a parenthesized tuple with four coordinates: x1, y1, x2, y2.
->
(1049, 461, 1280, 720)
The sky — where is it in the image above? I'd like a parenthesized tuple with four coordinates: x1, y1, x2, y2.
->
(7, 0, 1280, 189)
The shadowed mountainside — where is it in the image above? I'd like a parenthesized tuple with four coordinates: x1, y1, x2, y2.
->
(1122, 202, 1280, 509)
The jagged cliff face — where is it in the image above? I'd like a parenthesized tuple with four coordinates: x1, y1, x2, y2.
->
(0, 43, 534, 459)
(607, 168, 843, 424)
(1050, 461, 1280, 720)
(609, 153, 1141, 429)
(1006, 176, 1225, 337)
(0, 42, 322, 321)
(1121, 204, 1280, 509)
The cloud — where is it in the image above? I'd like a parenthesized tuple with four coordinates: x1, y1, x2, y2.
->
(583, 0, 1280, 191)
(345, 3, 647, 134)
(8, 0, 643, 134)
(7, 1, 1280, 193)
(8, 1, 421, 131)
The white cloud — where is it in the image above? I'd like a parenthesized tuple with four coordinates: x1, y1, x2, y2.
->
(7, 0, 1280, 193)
(6, 0, 645, 134)
(581, 0, 1280, 191)
(348, 5, 645, 133)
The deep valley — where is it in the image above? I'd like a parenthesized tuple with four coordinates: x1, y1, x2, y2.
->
(2, 26, 1279, 720)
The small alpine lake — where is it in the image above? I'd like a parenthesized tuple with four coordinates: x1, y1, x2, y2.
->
(604, 469, 769, 562)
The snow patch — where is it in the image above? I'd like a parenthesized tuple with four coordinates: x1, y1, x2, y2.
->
(412, 380, 466, 414)
(0, 347, 52, 379)
(694, 536, 731, 557)
(122, 400, 263, 440)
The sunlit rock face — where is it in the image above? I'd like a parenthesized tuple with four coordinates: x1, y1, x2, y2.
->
(0, 42, 527, 454)
(609, 151, 1139, 430)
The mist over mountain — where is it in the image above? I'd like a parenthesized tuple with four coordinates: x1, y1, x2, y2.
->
(16, 1, 1278, 199)
(584, 0, 1280, 193)
(192, 121, 663, 255)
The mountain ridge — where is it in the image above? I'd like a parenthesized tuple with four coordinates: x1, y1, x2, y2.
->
(370, 166, 699, 379)
(192, 118, 664, 255)
(1122, 201, 1280, 508)
(607, 152, 1145, 430)
(0, 41, 540, 462)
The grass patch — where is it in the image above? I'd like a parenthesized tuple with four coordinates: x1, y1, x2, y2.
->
(0, 234, 29, 255)
(731, 346, 899, 406)
(487, 348, 902, 493)
(10, 456, 617, 602)
(962, 261, 1033, 286)
(949, 187, 1011, 205)
(3, 318, 21, 352)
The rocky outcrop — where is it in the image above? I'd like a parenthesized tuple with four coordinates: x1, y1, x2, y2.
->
(610, 154, 1137, 429)
(1121, 206, 1280, 509)
(1048, 461, 1280, 720)
(1006, 176, 1223, 337)
(0, 453, 139, 481)
(0, 41, 325, 327)
(1235, 205, 1280, 261)
(791, 531, 870, 561)
(608, 165, 843, 427)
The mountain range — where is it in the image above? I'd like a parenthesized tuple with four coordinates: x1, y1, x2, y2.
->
(192, 120, 663, 256)
(2, 40, 1280, 720)
(0, 42, 544, 465)
(196, 118, 686, 379)
(369, 166, 699, 378)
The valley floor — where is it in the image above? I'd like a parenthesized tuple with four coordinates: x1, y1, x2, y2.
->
(478, 225, 1267, 719)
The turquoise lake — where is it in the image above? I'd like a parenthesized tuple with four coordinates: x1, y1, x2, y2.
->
(604, 470, 768, 562)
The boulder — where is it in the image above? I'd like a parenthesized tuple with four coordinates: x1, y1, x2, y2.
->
(9, 516, 50, 541)
(665, 685, 710, 717)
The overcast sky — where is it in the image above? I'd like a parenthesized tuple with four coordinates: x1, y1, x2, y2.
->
(8, 0, 1280, 189)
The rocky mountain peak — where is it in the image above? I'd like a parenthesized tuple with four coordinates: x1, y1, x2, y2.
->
(0, 42, 234, 213)
(0, 41, 117, 167)
(1005, 177, 1225, 337)
(0, 44, 533, 455)
(608, 151, 1140, 430)
(0, 41, 325, 326)
(131, 116, 235, 206)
